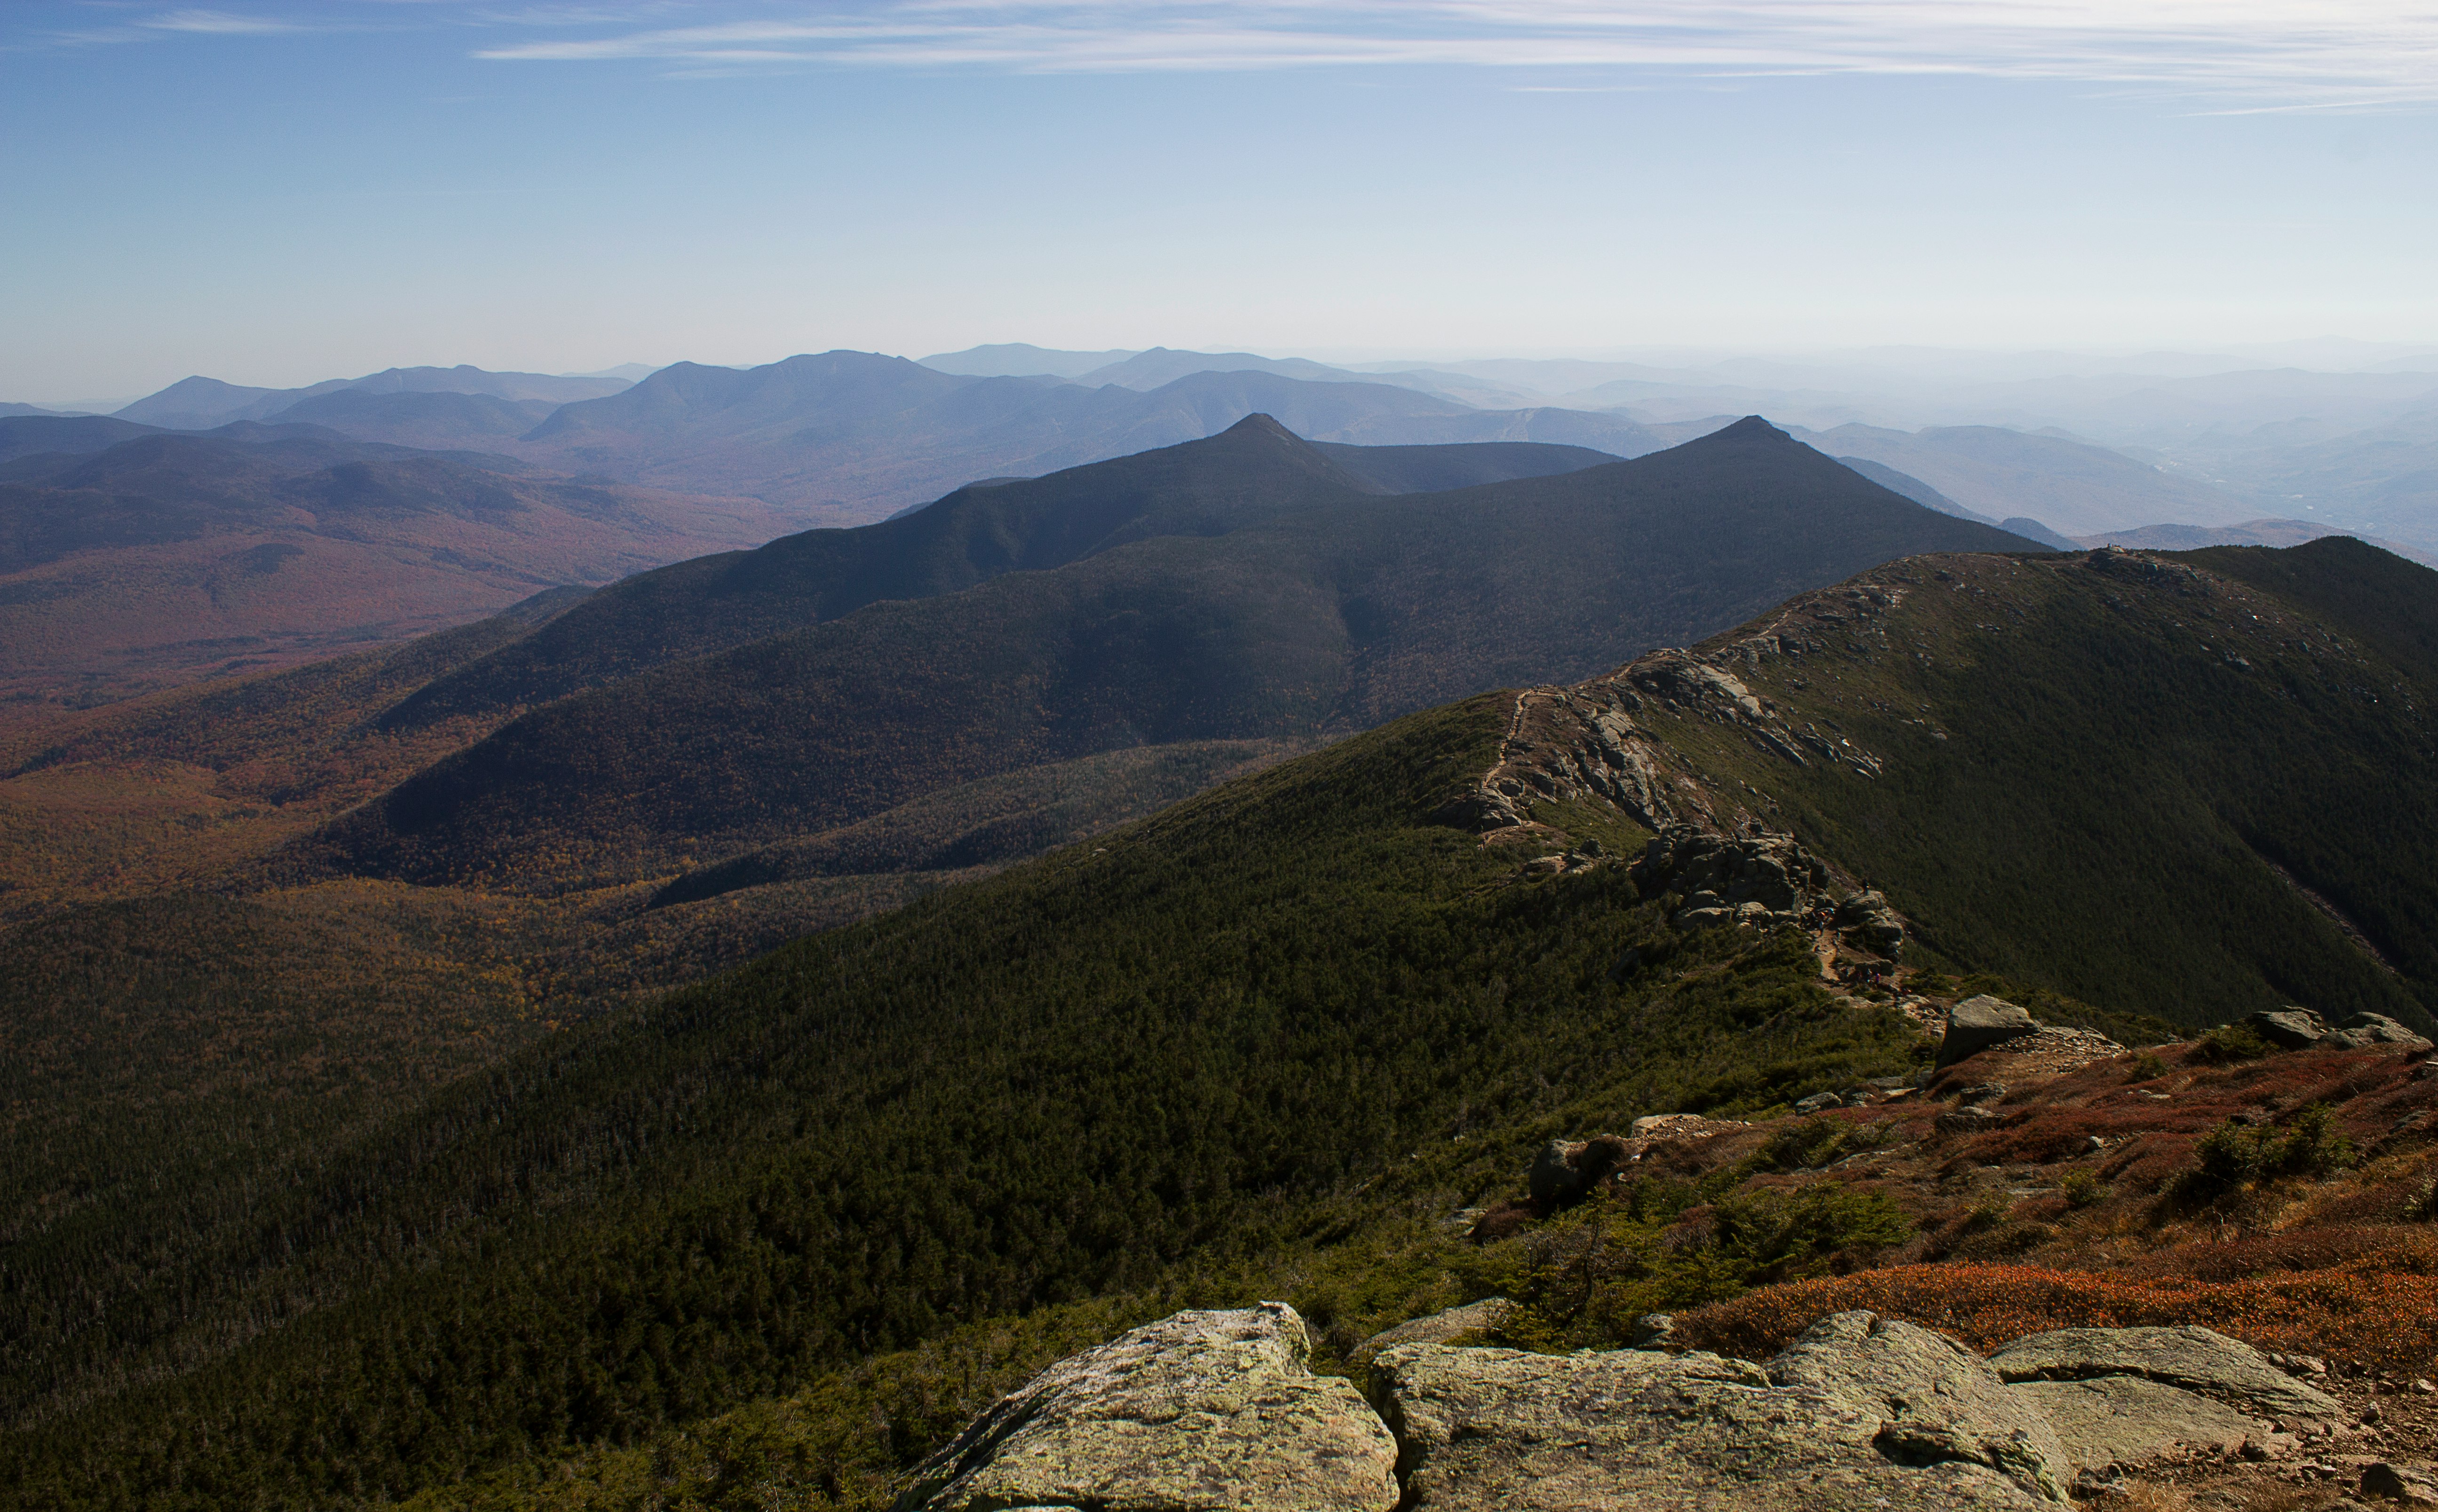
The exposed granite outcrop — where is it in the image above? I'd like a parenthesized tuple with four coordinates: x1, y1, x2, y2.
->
(1988, 1326, 2342, 1476)
(1938, 995, 2042, 1069)
(2246, 1007, 2330, 1050)
(1379, 1311, 2069, 1510)
(894, 1303, 1399, 1512)
(2329, 1012, 2434, 1052)
(906, 1311, 2349, 1508)
(2007, 1376, 2265, 1474)
(2235, 1008, 2428, 1055)
(1439, 584, 1908, 849)
(1988, 1326, 2343, 1425)
(1630, 824, 1832, 930)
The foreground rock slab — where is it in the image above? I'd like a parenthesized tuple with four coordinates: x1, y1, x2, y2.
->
(1990, 1326, 2341, 1474)
(1938, 995, 2042, 1069)
(2009, 1376, 2264, 1473)
(1989, 1325, 2343, 1424)
(1379, 1310, 2069, 1510)
(894, 1303, 1399, 1512)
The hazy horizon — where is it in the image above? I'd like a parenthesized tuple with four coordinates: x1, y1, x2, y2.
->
(8, 2, 2438, 400)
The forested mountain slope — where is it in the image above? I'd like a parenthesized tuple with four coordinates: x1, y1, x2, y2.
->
(5, 534, 2432, 1512)
(306, 419, 2045, 889)
(376, 415, 1391, 727)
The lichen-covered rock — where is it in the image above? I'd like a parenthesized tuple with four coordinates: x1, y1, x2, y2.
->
(894, 1303, 1400, 1512)
(1348, 1299, 1513, 1370)
(1938, 995, 2042, 1069)
(2326, 1012, 2434, 1052)
(1988, 1325, 2342, 1424)
(1632, 825, 1839, 932)
(1377, 1311, 2067, 1510)
(1834, 888, 1907, 955)
(1769, 1311, 2072, 1505)
(2245, 1007, 2327, 1050)
(2007, 1376, 2262, 1473)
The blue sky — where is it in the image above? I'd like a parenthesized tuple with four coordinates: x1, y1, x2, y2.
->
(5, 2, 2437, 400)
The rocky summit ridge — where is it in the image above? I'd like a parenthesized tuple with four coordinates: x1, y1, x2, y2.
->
(899, 1300, 2356, 1510)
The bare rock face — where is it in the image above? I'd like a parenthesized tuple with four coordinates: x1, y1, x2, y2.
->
(1832, 888, 1907, 955)
(1989, 1325, 2343, 1428)
(1348, 1300, 1513, 1370)
(1632, 824, 1836, 932)
(902, 1306, 2362, 1510)
(2364, 1462, 2438, 1504)
(1377, 1311, 2069, 1510)
(1937, 995, 2042, 1070)
(1990, 1326, 2342, 1474)
(2245, 1007, 2327, 1050)
(2327, 1012, 2435, 1052)
(894, 1303, 1400, 1512)
(2007, 1376, 2263, 1473)
(1770, 1311, 2072, 1505)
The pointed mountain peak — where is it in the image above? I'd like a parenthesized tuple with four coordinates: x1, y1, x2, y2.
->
(1220, 412, 1301, 441)
(1703, 415, 1790, 443)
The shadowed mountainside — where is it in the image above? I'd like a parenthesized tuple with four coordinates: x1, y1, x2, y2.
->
(375, 417, 1613, 731)
(261, 389, 560, 450)
(299, 418, 2047, 890)
(0, 414, 159, 463)
(1314, 438, 1618, 494)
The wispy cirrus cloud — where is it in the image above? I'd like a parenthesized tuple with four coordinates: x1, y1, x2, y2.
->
(458, 1, 2438, 102)
(145, 8, 304, 32)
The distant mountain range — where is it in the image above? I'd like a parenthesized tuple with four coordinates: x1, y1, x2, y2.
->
(17, 345, 2429, 738)
(508, 351, 1667, 521)
(920, 342, 1142, 378)
(69, 353, 1677, 523)
(83, 350, 2317, 542)
(1793, 422, 2258, 538)
(40, 343, 2438, 553)
(113, 365, 637, 430)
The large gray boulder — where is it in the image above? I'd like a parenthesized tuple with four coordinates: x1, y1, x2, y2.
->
(1989, 1325, 2342, 1424)
(2244, 1007, 2327, 1050)
(894, 1303, 1400, 1512)
(1834, 889, 1907, 955)
(1377, 1311, 2069, 1509)
(1937, 995, 2042, 1070)
(2325, 1012, 2434, 1052)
